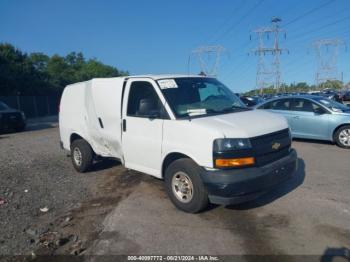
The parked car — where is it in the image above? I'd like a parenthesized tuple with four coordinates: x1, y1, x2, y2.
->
(309, 91, 321, 96)
(59, 75, 297, 213)
(239, 95, 264, 108)
(262, 94, 273, 100)
(340, 91, 350, 105)
(255, 95, 350, 148)
(0, 101, 26, 133)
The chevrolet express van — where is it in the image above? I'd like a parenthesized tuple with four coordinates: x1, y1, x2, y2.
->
(59, 75, 297, 213)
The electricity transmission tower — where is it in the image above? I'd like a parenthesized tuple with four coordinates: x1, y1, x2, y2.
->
(251, 17, 288, 94)
(189, 45, 226, 76)
(312, 38, 345, 88)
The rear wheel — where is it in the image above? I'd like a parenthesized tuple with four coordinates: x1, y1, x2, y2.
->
(164, 158, 208, 213)
(70, 139, 93, 172)
(334, 125, 350, 149)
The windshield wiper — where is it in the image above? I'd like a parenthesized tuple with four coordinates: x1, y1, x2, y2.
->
(177, 106, 250, 118)
(178, 109, 224, 118)
(219, 105, 250, 113)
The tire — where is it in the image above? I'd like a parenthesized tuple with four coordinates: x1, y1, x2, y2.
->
(70, 139, 94, 172)
(164, 158, 209, 213)
(15, 124, 26, 132)
(334, 125, 350, 149)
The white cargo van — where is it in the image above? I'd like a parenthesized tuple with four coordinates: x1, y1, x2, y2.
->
(59, 75, 297, 213)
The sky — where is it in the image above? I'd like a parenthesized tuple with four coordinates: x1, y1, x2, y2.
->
(1, 0, 350, 92)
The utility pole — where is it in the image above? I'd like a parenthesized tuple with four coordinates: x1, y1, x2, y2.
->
(251, 17, 288, 94)
(190, 45, 226, 76)
(312, 38, 344, 89)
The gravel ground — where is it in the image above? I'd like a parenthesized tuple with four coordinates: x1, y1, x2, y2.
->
(0, 121, 122, 255)
(0, 122, 349, 258)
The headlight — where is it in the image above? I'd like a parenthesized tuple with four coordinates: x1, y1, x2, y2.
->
(213, 138, 252, 152)
(21, 112, 26, 120)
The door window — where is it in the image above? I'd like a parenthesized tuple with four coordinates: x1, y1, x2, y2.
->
(290, 99, 323, 113)
(127, 81, 167, 118)
(259, 99, 290, 110)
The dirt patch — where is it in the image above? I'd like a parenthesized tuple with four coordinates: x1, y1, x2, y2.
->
(200, 210, 291, 258)
(30, 165, 152, 256)
(315, 224, 350, 247)
(257, 213, 290, 229)
(226, 212, 289, 258)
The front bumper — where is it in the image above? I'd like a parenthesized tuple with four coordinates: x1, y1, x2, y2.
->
(200, 149, 298, 205)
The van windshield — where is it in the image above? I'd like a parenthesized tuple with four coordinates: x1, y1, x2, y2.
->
(157, 78, 247, 118)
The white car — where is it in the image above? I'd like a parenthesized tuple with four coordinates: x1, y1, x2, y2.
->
(59, 75, 297, 213)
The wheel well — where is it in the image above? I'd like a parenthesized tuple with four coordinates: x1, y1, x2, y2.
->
(162, 153, 190, 178)
(333, 124, 350, 141)
(70, 133, 83, 145)
(70, 133, 96, 157)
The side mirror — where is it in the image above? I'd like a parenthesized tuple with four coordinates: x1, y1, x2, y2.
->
(148, 110, 161, 119)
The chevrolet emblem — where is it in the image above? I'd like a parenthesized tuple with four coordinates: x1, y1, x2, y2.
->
(272, 142, 281, 150)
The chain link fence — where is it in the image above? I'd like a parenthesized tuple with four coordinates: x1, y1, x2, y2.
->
(0, 95, 61, 118)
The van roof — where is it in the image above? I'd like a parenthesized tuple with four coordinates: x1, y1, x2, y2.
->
(126, 74, 211, 80)
(65, 74, 212, 88)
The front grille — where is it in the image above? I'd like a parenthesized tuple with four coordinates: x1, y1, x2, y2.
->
(251, 128, 291, 166)
(255, 147, 290, 166)
(212, 128, 292, 169)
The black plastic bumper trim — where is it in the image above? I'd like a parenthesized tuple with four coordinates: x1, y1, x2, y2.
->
(201, 149, 298, 205)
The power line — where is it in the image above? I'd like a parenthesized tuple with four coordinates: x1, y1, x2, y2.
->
(191, 0, 266, 76)
(212, 0, 266, 43)
(286, 4, 350, 36)
(284, 0, 337, 27)
(313, 38, 345, 86)
(243, 8, 350, 70)
(281, 24, 350, 69)
(216, 0, 350, 91)
(291, 15, 350, 41)
(251, 17, 288, 94)
(222, 56, 251, 78)
(282, 43, 346, 74)
(204, 0, 246, 45)
(190, 45, 227, 76)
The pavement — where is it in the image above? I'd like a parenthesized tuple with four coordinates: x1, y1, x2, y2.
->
(88, 140, 350, 256)
(0, 123, 349, 258)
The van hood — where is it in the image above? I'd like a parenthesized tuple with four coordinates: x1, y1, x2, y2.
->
(192, 110, 288, 138)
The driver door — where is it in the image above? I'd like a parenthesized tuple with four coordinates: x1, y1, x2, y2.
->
(121, 79, 168, 177)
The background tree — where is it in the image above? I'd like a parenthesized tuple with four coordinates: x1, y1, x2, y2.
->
(0, 43, 128, 96)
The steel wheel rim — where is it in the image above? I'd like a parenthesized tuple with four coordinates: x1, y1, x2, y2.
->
(339, 129, 350, 146)
(73, 147, 82, 166)
(172, 172, 194, 203)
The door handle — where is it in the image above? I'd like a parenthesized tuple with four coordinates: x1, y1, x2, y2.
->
(293, 116, 300, 119)
(98, 118, 104, 128)
(122, 119, 126, 132)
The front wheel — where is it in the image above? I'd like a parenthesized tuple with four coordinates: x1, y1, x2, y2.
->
(15, 124, 26, 132)
(164, 158, 208, 213)
(70, 139, 93, 172)
(334, 125, 350, 149)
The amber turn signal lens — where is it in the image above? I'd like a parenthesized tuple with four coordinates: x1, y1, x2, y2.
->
(215, 157, 255, 167)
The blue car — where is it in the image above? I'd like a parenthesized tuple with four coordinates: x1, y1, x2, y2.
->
(255, 95, 350, 148)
